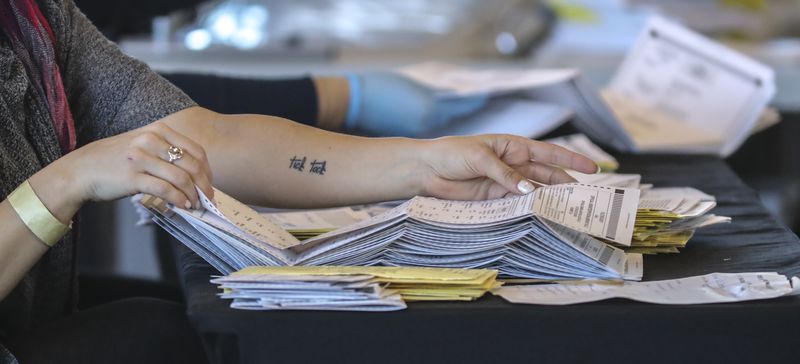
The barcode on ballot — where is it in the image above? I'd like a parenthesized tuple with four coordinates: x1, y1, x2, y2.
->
(605, 189, 625, 239)
(598, 245, 614, 265)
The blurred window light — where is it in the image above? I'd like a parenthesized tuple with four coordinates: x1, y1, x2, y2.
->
(164, 0, 552, 58)
(185, 28, 212, 50)
(231, 27, 264, 49)
(209, 8, 239, 40)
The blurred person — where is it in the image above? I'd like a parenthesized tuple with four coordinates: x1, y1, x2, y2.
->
(0, 1, 597, 363)
(164, 71, 489, 137)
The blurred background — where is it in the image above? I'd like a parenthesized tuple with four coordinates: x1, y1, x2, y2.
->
(73, 0, 800, 300)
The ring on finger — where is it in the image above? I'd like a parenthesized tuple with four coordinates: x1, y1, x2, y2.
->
(167, 145, 184, 163)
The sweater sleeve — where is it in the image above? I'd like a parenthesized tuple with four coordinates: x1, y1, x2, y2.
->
(58, 0, 196, 144)
(161, 73, 319, 126)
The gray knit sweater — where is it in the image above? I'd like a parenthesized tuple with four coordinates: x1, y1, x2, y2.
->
(0, 1, 195, 362)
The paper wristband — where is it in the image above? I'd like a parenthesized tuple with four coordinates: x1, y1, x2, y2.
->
(8, 180, 71, 247)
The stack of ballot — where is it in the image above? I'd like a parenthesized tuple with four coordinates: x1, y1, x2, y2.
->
(213, 266, 499, 310)
(630, 187, 731, 254)
(493, 272, 799, 305)
(402, 15, 776, 157)
(212, 269, 405, 311)
(137, 181, 644, 281)
(559, 164, 728, 255)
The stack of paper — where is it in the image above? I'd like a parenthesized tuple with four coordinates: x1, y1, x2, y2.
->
(629, 187, 730, 254)
(215, 266, 498, 307)
(400, 15, 776, 157)
(552, 167, 726, 254)
(212, 270, 405, 311)
(493, 272, 799, 305)
(137, 182, 644, 281)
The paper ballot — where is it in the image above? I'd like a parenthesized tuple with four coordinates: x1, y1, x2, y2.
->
(494, 272, 799, 305)
(138, 183, 641, 281)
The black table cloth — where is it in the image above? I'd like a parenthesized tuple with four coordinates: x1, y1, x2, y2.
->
(174, 155, 800, 364)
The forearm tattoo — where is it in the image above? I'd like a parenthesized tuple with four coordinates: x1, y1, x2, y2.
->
(290, 155, 326, 175)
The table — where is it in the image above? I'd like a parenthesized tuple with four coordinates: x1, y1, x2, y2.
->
(175, 155, 800, 364)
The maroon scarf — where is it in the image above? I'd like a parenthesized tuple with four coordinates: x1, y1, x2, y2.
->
(0, 0, 75, 155)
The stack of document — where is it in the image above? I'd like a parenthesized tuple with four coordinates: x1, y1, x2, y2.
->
(493, 272, 799, 305)
(630, 187, 730, 254)
(556, 168, 727, 254)
(401, 15, 776, 157)
(137, 182, 644, 281)
(212, 269, 405, 311)
(214, 266, 498, 309)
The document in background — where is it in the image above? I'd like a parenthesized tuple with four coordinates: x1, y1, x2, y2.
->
(494, 272, 799, 305)
(399, 63, 581, 140)
(399, 63, 578, 97)
(421, 99, 572, 139)
(604, 15, 775, 156)
(399, 15, 775, 157)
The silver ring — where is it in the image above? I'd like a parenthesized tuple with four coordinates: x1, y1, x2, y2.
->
(167, 146, 184, 163)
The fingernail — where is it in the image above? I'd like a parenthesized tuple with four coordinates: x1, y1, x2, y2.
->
(517, 180, 535, 194)
(184, 200, 192, 210)
(595, 165, 602, 174)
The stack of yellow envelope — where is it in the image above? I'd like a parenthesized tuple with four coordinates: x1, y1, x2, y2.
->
(221, 266, 500, 305)
(624, 187, 730, 254)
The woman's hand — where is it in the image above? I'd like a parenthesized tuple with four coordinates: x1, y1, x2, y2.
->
(417, 134, 598, 200)
(52, 122, 214, 211)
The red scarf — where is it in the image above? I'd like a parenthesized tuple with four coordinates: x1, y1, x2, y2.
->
(0, 0, 76, 155)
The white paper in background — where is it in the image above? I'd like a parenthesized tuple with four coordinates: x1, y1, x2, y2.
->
(494, 272, 797, 305)
(531, 184, 639, 246)
(605, 15, 775, 156)
(421, 99, 572, 139)
(398, 62, 578, 97)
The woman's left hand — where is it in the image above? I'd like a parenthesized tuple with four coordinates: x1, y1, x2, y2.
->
(417, 134, 598, 200)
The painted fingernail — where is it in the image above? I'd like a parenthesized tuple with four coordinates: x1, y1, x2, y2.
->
(517, 180, 535, 194)
(184, 200, 192, 210)
(595, 165, 602, 174)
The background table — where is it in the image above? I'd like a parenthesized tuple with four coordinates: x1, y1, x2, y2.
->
(175, 155, 800, 364)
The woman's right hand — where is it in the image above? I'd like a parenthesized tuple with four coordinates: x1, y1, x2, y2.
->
(53, 121, 214, 211)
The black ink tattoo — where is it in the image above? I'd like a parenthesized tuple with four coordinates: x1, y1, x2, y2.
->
(289, 156, 306, 171)
(309, 160, 327, 175)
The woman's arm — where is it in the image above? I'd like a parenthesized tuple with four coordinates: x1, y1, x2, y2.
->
(162, 107, 597, 208)
(0, 122, 215, 301)
(0, 171, 80, 300)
